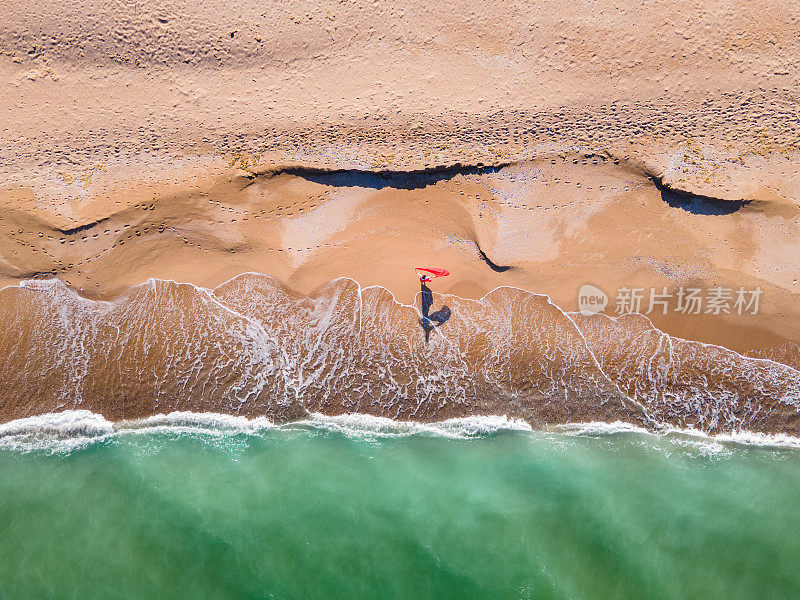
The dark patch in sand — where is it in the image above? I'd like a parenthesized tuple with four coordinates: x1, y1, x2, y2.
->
(478, 248, 512, 272)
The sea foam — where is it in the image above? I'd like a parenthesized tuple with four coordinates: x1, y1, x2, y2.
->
(0, 410, 534, 453)
(3, 410, 800, 454)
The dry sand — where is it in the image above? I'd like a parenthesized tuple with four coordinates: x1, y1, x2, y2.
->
(0, 0, 799, 429)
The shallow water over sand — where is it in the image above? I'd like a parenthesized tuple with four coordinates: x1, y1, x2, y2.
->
(0, 274, 798, 434)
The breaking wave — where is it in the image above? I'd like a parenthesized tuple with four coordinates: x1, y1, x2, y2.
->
(0, 410, 534, 453)
(3, 409, 800, 456)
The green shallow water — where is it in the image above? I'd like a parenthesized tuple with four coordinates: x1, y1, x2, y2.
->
(1, 425, 799, 599)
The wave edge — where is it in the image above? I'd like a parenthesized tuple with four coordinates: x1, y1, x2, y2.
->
(3, 410, 800, 454)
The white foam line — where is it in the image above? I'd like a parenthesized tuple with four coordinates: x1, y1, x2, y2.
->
(662, 425, 800, 449)
(295, 412, 533, 439)
(0, 410, 115, 453)
(0, 410, 538, 453)
(555, 421, 651, 436)
(117, 411, 277, 433)
(3, 410, 800, 454)
(557, 420, 800, 449)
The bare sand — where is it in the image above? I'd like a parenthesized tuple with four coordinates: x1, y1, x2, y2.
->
(0, 0, 798, 430)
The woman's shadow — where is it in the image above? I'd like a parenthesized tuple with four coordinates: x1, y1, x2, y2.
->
(419, 282, 451, 343)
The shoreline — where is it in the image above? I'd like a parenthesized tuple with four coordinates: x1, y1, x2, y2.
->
(7, 272, 800, 370)
(4, 409, 800, 454)
(2, 152, 798, 358)
(1, 274, 797, 437)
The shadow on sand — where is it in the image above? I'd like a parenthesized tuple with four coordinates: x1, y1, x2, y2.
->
(652, 177, 750, 215)
(283, 164, 504, 191)
(419, 283, 451, 343)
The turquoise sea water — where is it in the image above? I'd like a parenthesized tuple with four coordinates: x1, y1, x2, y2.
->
(1, 421, 799, 600)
